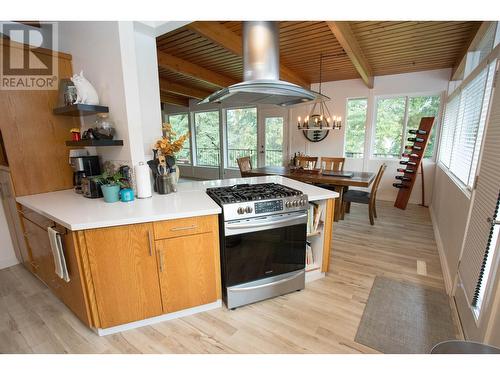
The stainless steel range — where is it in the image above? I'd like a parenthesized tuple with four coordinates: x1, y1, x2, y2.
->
(206, 183, 308, 309)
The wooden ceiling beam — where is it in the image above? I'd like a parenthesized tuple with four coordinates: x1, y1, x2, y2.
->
(187, 21, 311, 88)
(157, 50, 237, 88)
(450, 22, 490, 81)
(159, 78, 212, 100)
(326, 21, 374, 88)
(160, 92, 190, 107)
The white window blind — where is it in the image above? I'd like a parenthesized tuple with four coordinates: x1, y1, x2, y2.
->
(438, 62, 496, 189)
(449, 68, 488, 184)
(439, 95, 460, 168)
(458, 73, 500, 310)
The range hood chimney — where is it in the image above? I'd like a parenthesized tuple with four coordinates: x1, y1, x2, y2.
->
(200, 21, 325, 107)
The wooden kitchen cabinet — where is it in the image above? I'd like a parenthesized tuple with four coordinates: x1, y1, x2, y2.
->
(84, 223, 163, 328)
(156, 216, 220, 313)
(21, 217, 56, 287)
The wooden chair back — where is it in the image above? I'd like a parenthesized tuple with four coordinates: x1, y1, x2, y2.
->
(237, 156, 252, 177)
(296, 156, 318, 169)
(320, 157, 345, 172)
(370, 163, 387, 204)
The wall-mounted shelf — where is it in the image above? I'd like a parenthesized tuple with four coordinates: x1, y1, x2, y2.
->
(65, 139, 123, 147)
(53, 104, 109, 117)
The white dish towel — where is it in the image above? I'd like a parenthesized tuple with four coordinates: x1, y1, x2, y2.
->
(48, 227, 70, 282)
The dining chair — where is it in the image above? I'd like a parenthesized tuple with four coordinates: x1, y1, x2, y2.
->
(237, 156, 253, 177)
(296, 156, 318, 169)
(342, 163, 387, 225)
(320, 157, 345, 172)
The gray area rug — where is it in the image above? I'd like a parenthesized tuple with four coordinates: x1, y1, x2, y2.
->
(355, 276, 457, 354)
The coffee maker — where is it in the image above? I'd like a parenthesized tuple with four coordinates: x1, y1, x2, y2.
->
(70, 156, 101, 195)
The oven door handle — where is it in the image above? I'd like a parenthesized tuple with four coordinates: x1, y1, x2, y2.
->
(225, 213, 307, 230)
(228, 270, 305, 292)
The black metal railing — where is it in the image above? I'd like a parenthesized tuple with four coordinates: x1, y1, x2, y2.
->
(194, 147, 283, 168)
(196, 148, 220, 166)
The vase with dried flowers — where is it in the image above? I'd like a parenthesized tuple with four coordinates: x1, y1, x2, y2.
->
(148, 123, 189, 193)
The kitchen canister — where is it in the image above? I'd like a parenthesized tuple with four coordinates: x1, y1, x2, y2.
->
(120, 188, 135, 202)
(135, 162, 152, 198)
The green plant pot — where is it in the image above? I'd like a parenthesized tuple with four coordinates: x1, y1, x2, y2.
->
(101, 184, 121, 203)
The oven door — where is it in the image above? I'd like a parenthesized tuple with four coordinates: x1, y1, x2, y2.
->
(223, 210, 307, 287)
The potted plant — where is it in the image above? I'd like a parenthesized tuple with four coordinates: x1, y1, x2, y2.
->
(96, 170, 128, 203)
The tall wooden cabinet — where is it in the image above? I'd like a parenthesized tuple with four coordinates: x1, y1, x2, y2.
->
(0, 39, 78, 198)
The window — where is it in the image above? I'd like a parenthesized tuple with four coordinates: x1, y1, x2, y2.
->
(372, 95, 441, 159)
(166, 113, 191, 164)
(264, 117, 284, 167)
(373, 97, 406, 158)
(194, 111, 220, 167)
(406, 96, 441, 159)
(226, 107, 257, 168)
(345, 98, 368, 158)
(438, 62, 496, 189)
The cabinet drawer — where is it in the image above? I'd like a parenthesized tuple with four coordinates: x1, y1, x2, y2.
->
(153, 215, 217, 240)
(19, 206, 55, 229)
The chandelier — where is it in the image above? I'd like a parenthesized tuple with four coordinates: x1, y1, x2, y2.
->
(297, 53, 342, 131)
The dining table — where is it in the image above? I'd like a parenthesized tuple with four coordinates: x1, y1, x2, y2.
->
(244, 166, 376, 221)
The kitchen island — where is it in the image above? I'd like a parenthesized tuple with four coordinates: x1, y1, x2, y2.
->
(16, 176, 338, 335)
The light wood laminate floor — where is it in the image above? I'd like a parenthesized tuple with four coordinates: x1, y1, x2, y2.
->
(0, 201, 462, 353)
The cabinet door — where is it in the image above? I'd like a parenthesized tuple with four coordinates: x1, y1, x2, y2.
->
(156, 232, 219, 313)
(22, 218, 55, 286)
(84, 223, 163, 328)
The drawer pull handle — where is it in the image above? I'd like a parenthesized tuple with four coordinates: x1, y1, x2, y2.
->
(159, 250, 164, 272)
(170, 224, 198, 232)
(147, 230, 154, 256)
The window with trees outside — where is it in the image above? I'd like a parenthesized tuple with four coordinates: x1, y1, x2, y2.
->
(372, 95, 441, 159)
(194, 111, 220, 167)
(166, 113, 191, 164)
(345, 98, 368, 158)
(226, 107, 257, 168)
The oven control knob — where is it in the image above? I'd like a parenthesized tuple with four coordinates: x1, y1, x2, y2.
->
(237, 207, 245, 215)
(293, 200, 298, 207)
(300, 199, 306, 206)
(245, 206, 253, 213)
(285, 201, 291, 208)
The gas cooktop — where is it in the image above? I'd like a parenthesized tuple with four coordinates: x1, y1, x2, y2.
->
(206, 183, 302, 204)
(207, 183, 308, 221)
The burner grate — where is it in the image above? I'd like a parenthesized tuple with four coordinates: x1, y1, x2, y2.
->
(207, 183, 302, 204)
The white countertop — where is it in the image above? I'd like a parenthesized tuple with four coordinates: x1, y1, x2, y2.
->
(16, 176, 337, 231)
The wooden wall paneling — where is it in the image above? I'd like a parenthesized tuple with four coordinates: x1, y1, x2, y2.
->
(159, 78, 212, 99)
(187, 21, 310, 88)
(157, 51, 237, 88)
(326, 22, 374, 88)
(0, 41, 78, 197)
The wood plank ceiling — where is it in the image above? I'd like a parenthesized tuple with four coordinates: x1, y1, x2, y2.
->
(157, 21, 481, 106)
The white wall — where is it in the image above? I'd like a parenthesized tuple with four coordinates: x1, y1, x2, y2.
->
(57, 21, 163, 166)
(289, 68, 450, 204)
(0, 200, 18, 269)
(430, 167, 471, 289)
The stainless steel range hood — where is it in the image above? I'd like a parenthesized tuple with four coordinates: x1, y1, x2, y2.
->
(199, 21, 326, 107)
